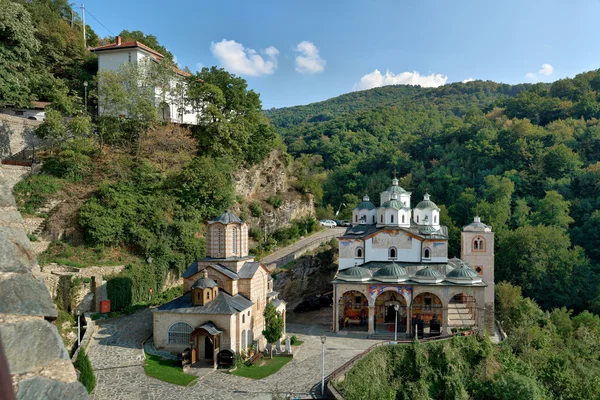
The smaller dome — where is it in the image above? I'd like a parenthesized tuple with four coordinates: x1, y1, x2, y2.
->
(445, 264, 483, 284)
(419, 225, 438, 234)
(211, 211, 242, 224)
(382, 199, 409, 210)
(463, 216, 491, 232)
(412, 266, 444, 283)
(192, 277, 218, 289)
(415, 193, 440, 211)
(337, 265, 372, 282)
(356, 195, 376, 210)
(373, 263, 408, 283)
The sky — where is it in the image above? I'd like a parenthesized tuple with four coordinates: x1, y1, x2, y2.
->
(83, 0, 600, 109)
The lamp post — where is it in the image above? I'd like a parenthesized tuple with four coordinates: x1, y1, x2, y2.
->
(75, 310, 81, 348)
(321, 333, 327, 396)
(394, 304, 399, 342)
(83, 81, 88, 113)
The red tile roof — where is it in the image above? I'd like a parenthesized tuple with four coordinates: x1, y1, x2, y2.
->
(90, 40, 165, 60)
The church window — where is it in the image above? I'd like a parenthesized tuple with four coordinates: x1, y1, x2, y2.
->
(218, 229, 223, 255)
(372, 215, 375, 224)
(417, 215, 419, 223)
(355, 215, 358, 223)
(434, 215, 437, 224)
(402, 215, 405, 223)
(424, 297, 432, 311)
(475, 266, 483, 275)
(242, 314, 245, 324)
(356, 247, 363, 258)
(391, 215, 394, 223)
(380, 215, 383, 223)
(233, 228, 238, 254)
(168, 322, 193, 345)
(424, 248, 431, 259)
(206, 291, 210, 300)
(389, 247, 397, 259)
(473, 237, 485, 252)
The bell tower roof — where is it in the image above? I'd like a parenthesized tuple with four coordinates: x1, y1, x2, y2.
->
(210, 211, 243, 225)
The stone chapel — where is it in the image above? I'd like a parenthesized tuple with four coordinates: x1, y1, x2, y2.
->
(152, 211, 286, 367)
(333, 177, 494, 337)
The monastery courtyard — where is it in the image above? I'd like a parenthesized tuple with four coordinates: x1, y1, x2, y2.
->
(87, 308, 378, 399)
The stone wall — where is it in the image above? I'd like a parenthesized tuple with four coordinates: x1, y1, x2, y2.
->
(0, 114, 42, 159)
(0, 165, 87, 398)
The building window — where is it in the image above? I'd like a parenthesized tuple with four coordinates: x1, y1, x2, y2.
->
(206, 291, 210, 300)
(417, 215, 419, 223)
(242, 314, 245, 324)
(168, 322, 193, 345)
(128, 52, 131, 63)
(217, 228, 223, 255)
(402, 214, 405, 223)
(423, 248, 431, 259)
(356, 247, 363, 258)
(475, 266, 483, 276)
(389, 247, 397, 259)
(473, 237, 485, 252)
(434, 215, 437, 224)
(380, 215, 383, 223)
(355, 215, 358, 223)
(391, 214, 394, 223)
(372, 215, 375, 224)
(233, 228, 238, 254)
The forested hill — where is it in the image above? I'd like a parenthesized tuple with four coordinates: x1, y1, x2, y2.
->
(264, 80, 530, 129)
(266, 72, 600, 315)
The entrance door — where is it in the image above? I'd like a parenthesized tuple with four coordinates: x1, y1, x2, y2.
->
(385, 305, 396, 323)
(204, 336, 214, 360)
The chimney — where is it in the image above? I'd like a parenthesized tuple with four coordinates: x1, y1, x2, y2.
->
(116, 36, 122, 45)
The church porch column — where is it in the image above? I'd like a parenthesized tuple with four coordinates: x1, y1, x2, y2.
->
(368, 305, 375, 334)
(442, 305, 449, 335)
(406, 305, 412, 336)
(333, 286, 340, 332)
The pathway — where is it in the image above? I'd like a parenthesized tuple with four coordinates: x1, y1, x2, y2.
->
(87, 309, 379, 399)
(261, 227, 345, 270)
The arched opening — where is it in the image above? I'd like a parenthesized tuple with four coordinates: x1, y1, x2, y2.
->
(402, 214, 405, 223)
(423, 248, 431, 259)
(449, 294, 477, 332)
(241, 329, 247, 350)
(247, 330, 253, 348)
(412, 293, 443, 337)
(355, 215, 358, 223)
(375, 291, 408, 335)
(390, 214, 394, 223)
(218, 349, 235, 367)
(355, 247, 363, 258)
(472, 237, 485, 252)
(433, 215, 437, 224)
(380, 215, 383, 223)
(416, 215, 419, 223)
(372, 215, 375, 224)
(168, 322, 193, 345)
(339, 290, 368, 332)
(233, 228, 238, 254)
(388, 247, 397, 259)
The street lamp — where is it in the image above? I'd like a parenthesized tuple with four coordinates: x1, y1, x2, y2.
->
(394, 304, 400, 342)
(83, 81, 88, 113)
(320, 333, 327, 396)
(75, 309, 81, 348)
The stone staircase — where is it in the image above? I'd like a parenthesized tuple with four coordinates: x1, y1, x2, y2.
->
(448, 303, 475, 329)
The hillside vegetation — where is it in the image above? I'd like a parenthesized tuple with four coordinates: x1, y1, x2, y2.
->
(267, 75, 600, 314)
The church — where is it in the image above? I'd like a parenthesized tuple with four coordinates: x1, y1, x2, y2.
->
(152, 211, 286, 367)
(333, 177, 494, 337)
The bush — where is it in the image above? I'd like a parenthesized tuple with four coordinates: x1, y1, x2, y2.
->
(249, 201, 263, 217)
(74, 348, 95, 394)
(290, 335, 299, 345)
(12, 175, 62, 214)
(267, 195, 284, 209)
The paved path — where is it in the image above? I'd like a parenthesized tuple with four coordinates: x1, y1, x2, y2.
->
(261, 227, 345, 269)
(88, 309, 379, 399)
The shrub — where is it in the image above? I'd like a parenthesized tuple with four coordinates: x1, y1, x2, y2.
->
(12, 175, 62, 214)
(249, 201, 263, 217)
(74, 348, 96, 394)
(290, 335, 299, 345)
(267, 195, 284, 209)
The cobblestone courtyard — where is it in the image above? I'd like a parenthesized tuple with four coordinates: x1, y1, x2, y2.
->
(87, 308, 378, 399)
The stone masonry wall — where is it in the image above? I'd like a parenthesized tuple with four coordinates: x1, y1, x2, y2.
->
(0, 114, 42, 159)
(0, 165, 88, 399)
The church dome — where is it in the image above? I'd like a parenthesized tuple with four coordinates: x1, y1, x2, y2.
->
(211, 211, 242, 224)
(419, 225, 439, 234)
(415, 193, 440, 211)
(445, 263, 482, 284)
(381, 199, 408, 210)
(386, 177, 409, 194)
(337, 265, 372, 282)
(356, 195, 376, 210)
(192, 269, 218, 289)
(463, 216, 491, 232)
(413, 266, 444, 283)
(373, 263, 408, 282)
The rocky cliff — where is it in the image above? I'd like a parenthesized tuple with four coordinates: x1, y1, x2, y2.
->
(0, 165, 87, 399)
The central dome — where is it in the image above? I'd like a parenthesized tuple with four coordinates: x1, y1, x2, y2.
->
(373, 263, 408, 283)
(337, 265, 372, 282)
(413, 266, 444, 283)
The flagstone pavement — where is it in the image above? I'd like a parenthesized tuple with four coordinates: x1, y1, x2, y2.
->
(87, 308, 379, 400)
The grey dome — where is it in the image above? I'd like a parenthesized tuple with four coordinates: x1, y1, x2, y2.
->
(419, 225, 439, 234)
(211, 211, 242, 224)
(381, 199, 409, 210)
(463, 216, 491, 232)
(192, 277, 218, 289)
(445, 262, 483, 284)
(415, 193, 440, 211)
(415, 267, 441, 278)
(386, 185, 409, 195)
(373, 263, 408, 283)
(356, 201, 376, 211)
(338, 266, 372, 282)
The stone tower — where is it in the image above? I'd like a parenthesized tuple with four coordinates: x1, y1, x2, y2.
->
(461, 216, 494, 332)
(206, 211, 249, 259)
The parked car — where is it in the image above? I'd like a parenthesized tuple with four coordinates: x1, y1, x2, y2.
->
(339, 220, 351, 227)
(319, 219, 336, 228)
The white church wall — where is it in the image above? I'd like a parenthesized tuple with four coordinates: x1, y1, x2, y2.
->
(365, 231, 421, 263)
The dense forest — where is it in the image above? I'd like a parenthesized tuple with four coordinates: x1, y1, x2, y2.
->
(266, 76, 600, 314)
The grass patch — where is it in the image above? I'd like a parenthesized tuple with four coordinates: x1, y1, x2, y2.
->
(232, 356, 292, 380)
(39, 241, 141, 267)
(12, 174, 63, 215)
(144, 353, 197, 386)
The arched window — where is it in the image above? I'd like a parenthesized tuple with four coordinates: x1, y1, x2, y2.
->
(391, 214, 394, 223)
(372, 215, 375, 224)
(402, 214, 405, 223)
(168, 322, 193, 345)
(217, 228, 223, 255)
(433, 215, 437, 224)
(355, 215, 358, 223)
(356, 247, 363, 258)
(242, 314, 245, 324)
(380, 215, 383, 223)
(472, 237, 485, 252)
(417, 215, 419, 223)
(233, 228, 238, 254)
(389, 247, 397, 259)
(424, 248, 431, 259)
(247, 330, 253, 348)
(206, 291, 210, 300)
(241, 329, 247, 349)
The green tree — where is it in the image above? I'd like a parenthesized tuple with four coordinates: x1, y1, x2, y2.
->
(262, 302, 284, 359)
(531, 190, 574, 230)
(113, 30, 174, 62)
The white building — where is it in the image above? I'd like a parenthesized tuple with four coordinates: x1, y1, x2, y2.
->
(91, 36, 199, 125)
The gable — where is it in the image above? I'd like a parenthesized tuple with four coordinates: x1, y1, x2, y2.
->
(370, 230, 421, 249)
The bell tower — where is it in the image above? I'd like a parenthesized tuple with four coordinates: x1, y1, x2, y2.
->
(461, 216, 494, 332)
(206, 211, 248, 259)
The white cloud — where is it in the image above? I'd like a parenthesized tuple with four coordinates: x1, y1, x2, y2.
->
(354, 69, 448, 91)
(462, 78, 474, 83)
(526, 63, 554, 81)
(195, 62, 204, 72)
(210, 39, 278, 77)
(295, 41, 326, 74)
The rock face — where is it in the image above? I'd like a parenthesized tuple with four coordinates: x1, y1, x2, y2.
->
(0, 165, 87, 398)
(233, 150, 315, 230)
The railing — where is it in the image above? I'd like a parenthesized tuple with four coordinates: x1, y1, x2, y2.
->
(263, 231, 341, 270)
(326, 330, 477, 399)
